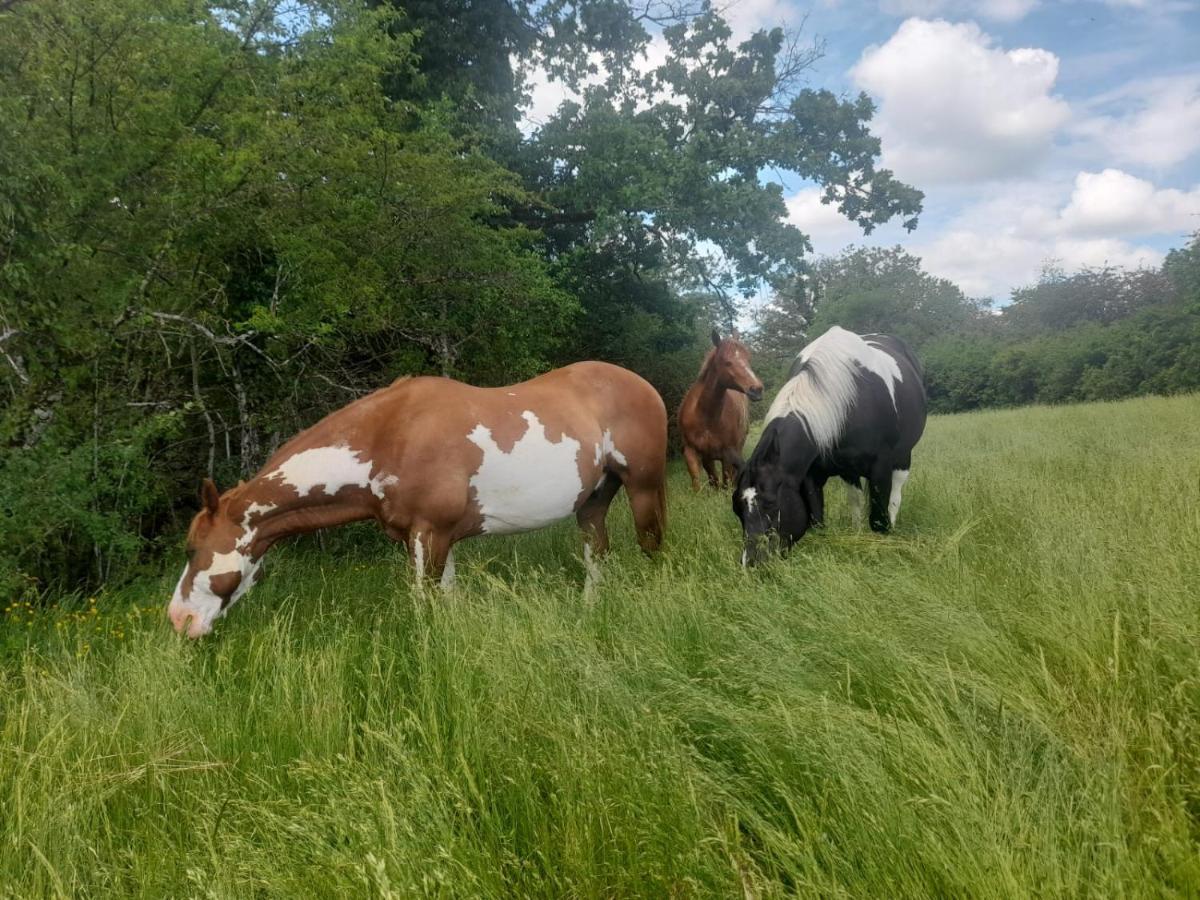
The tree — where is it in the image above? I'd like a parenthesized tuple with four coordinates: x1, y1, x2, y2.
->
(0, 0, 574, 597)
(1003, 264, 1173, 333)
(752, 246, 985, 373)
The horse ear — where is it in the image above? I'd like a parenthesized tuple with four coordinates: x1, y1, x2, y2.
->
(711, 327, 721, 348)
(200, 478, 220, 515)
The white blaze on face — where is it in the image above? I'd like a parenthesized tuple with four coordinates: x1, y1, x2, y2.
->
(265, 445, 395, 499)
(741, 487, 758, 513)
(734, 349, 760, 388)
(167, 548, 259, 639)
(468, 411, 583, 534)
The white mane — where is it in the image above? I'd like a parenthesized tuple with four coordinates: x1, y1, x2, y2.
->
(765, 326, 904, 451)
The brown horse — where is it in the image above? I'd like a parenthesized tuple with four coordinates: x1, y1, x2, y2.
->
(677, 329, 764, 491)
(167, 362, 667, 638)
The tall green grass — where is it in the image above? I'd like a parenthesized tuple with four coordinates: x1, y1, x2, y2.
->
(3, 395, 1199, 897)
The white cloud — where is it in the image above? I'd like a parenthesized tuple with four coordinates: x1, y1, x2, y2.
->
(878, 0, 1037, 22)
(905, 168, 1197, 298)
(1074, 74, 1200, 170)
(521, 68, 572, 131)
(918, 230, 1164, 298)
(851, 19, 1070, 184)
(1058, 169, 1200, 236)
(785, 189, 869, 253)
(719, 0, 795, 39)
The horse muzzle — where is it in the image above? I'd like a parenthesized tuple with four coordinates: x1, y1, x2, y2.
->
(741, 531, 780, 567)
(167, 601, 213, 639)
(746, 385, 764, 401)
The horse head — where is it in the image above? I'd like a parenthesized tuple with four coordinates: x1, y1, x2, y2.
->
(167, 479, 263, 638)
(732, 417, 816, 565)
(709, 329, 764, 401)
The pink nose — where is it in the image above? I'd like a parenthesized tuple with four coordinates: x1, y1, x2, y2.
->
(167, 602, 206, 638)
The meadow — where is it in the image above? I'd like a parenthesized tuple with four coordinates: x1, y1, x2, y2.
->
(2, 395, 1198, 898)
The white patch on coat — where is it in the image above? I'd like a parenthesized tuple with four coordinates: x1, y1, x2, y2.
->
(240, 502, 275, 531)
(741, 487, 758, 512)
(845, 479, 864, 528)
(599, 429, 628, 468)
(467, 411, 583, 534)
(766, 326, 905, 451)
(265, 445, 395, 499)
(888, 469, 910, 526)
(235, 503, 274, 551)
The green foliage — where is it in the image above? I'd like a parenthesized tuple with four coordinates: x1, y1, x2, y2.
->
(2, 396, 1199, 894)
(922, 257, 1200, 412)
(0, 413, 182, 599)
(756, 238, 1200, 414)
(1005, 264, 1175, 332)
(0, 0, 580, 598)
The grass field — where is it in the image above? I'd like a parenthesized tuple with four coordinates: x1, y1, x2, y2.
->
(2, 395, 1199, 898)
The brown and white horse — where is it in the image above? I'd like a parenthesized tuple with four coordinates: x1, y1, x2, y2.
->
(167, 362, 667, 638)
(677, 329, 764, 491)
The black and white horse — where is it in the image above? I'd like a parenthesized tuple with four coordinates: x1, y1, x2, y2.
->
(733, 326, 926, 565)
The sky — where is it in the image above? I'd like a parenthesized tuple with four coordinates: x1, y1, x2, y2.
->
(524, 0, 1200, 304)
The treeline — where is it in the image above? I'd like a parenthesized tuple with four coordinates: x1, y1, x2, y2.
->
(754, 241, 1200, 413)
(0, 0, 920, 598)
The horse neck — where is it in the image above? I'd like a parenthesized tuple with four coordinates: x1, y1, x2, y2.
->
(225, 478, 373, 557)
(697, 361, 731, 415)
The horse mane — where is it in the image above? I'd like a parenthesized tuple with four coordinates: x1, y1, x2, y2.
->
(696, 347, 718, 379)
(765, 326, 873, 452)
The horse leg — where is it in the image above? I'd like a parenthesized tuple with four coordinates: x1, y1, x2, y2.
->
(844, 477, 864, 528)
(618, 469, 666, 555)
(888, 469, 910, 527)
(866, 466, 893, 534)
(702, 457, 720, 489)
(720, 455, 736, 488)
(576, 473, 622, 590)
(683, 445, 704, 492)
(407, 526, 453, 594)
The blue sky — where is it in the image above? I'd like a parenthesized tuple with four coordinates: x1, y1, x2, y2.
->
(526, 0, 1200, 303)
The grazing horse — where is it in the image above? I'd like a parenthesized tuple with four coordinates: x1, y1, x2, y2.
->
(733, 326, 926, 565)
(677, 329, 764, 491)
(167, 362, 667, 638)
